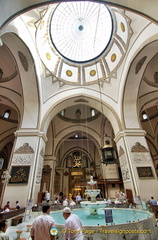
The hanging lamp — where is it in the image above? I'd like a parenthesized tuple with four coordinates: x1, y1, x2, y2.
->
(101, 140, 117, 164)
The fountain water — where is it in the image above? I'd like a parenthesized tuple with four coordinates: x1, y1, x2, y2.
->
(50, 176, 157, 239)
(80, 176, 107, 215)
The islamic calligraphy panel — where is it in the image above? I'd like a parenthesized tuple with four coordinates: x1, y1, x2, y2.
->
(9, 166, 30, 184)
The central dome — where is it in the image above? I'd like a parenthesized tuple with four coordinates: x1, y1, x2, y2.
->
(50, 1, 113, 63)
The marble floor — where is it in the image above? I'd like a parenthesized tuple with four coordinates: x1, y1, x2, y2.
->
(5, 212, 38, 240)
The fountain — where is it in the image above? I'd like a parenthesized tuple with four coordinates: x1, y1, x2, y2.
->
(80, 176, 107, 215)
(50, 176, 157, 239)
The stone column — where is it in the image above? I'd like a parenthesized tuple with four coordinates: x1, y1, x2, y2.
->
(2, 130, 47, 208)
(49, 156, 57, 201)
(115, 130, 158, 201)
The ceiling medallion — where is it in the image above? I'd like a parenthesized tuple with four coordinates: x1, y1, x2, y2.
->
(120, 22, 125, 32)
(35, 2, 133, 86)
(66, 70, 73, 77)
(111, 54, 116, 62)
(90, 70, 96, 76)
(49, 1, 113, 63)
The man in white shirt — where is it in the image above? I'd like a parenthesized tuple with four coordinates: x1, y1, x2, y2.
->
(31, 204, 55, 240)
(63, 207, 83, 240)
(45, 191, 50, 203)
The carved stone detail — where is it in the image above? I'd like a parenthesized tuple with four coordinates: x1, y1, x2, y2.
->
(120, 155, 130, 182)
(15, 143, 34, 153)
(131, 142, 148, 152)
(11, 154, 33, 165)
(132, 153, 151, 163)
(36, 156, 43, 184)
(119, 146, 125, 157)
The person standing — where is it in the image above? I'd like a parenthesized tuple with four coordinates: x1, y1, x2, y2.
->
(45, 191, 50, 203)
(76, 193, 82, 205)
(31, 204, 55, 240)
(62, 207, 83, 240)
(0, 220, 9, 240)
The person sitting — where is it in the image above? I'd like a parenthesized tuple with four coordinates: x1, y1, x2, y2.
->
(114, 198, 121, 204)
(104, 199, 109, 204)
(0, 220, 9, 240)
(15, 201, 20, 210)
(149, 196, 157, 205)
(3, 202, 10, 211)
(3, 208, 10, 213)
(69, 200, 76, 206)
(63, 199, 68, 206)
(54, 197, 60, 205)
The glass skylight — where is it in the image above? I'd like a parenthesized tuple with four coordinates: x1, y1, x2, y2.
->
(50, 1, 113, 63)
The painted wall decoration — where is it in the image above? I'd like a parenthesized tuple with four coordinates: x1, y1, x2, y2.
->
(137, 167, 154, 178)
(9, 166, 30, 184)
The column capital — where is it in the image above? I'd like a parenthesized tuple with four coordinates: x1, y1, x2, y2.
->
(114, 130, 146, 142)
(14, 130, 48, 142)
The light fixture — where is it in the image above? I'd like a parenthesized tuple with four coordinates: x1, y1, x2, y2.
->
(101, 140, 118, 165)
(142, 111, 148, 120)
(3, 109, 11, 119)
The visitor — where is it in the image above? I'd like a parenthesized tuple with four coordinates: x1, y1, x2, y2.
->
(69, 200, 76, 207)
(54, 197, 60, 205)
(15, 201, 20, 210)
(76, 193, 82, 205)
(3, 202, 10, 211)
(0, 220, 9, 240)
(45, 191, 50, 203)
(63, 199, 68, 206)
(107, 197, 112, 204)
(3, 208, 10, 213)
(149, 196, 157, 205)
(104, 199, 108, 204)
(114, 198, 121, 204)
(62, 207, 83, 240)
(31, 203, 55, 240)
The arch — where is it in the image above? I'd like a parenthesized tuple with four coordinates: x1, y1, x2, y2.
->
(53, 126, 101, 156)
(123, 40, 158, 129)
(1, 32, 41, 129)
(41, 93, 122, 138)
